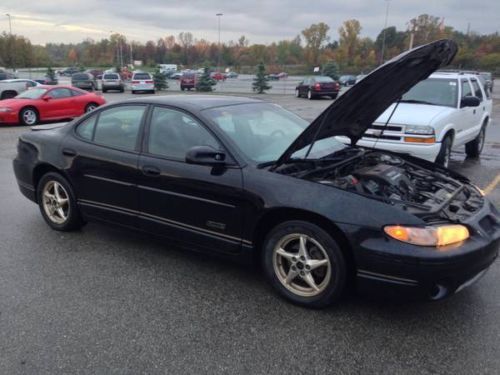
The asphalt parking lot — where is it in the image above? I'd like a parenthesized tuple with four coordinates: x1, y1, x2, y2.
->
(0, 86, 499, 374)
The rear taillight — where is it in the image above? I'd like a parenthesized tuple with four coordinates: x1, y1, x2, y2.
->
(314, 83, 321, 90)
(132, 80, 139, 84)
(146, 80, 153, 84)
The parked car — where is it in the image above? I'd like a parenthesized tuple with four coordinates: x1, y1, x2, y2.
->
(0, 70, 16, 81)
(71, 72, 97, 91)
(277, 72, 289, 79)
(34, 76, 58, 85)
(130, 72, 155, 94)
(87, 69, 104, 79)
(180, 72, 197, 91)
(60, 67, 80, 77)
(266, 73, 280, 80)
(340, 72, 492, 167)
(101, 73, 125, 93)
(210, 71, 226, 81)
(225, 71, 239, 78)
(0, 85, 105, 125)
(295, 76, 340, 99)
(170, 72, 183, 80)
(12, 40, 499, 308)
(338, 75, 357, 86)
(0, 79, 40, 100)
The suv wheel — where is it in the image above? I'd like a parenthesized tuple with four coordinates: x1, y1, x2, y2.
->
(465, 124, 486, 158)
(262, 220, 346, 308)
(436, 135, 452, 167)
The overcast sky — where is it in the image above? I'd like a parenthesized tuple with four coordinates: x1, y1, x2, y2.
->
(1, 1, 499, 45)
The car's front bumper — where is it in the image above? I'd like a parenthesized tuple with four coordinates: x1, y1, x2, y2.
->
(342, 200, 500, 300)
(0, 111, 19, 125)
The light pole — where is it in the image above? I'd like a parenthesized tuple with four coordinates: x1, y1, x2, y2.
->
(380, 0, 391, 64)
(216, 13, 223, 72)
(6, 13, 15, 72)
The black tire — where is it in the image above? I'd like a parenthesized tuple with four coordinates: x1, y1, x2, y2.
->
(37, 172, 84, 231)
(102, 88, 107, 93)
(131, 90, 136, 94)
(330, 94, 338, 100)
(151, 90, 156, 94)
(307, 90, 314, 100)
(85, 103, 98, 113)
(465, 125, 486, 158)
(262, 220, 347, 308)
(295, 89, 300, 98)
(181, 86, 185, 91)
(19, 107, 39, 126)
(435, 134, 452, 167)
(120, 88, 124, 93)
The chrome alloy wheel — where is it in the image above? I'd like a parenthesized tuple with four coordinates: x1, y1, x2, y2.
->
(273, 233, 331, 297)
(42, 181, 70, 224)
(22, 109, 37, 125)
(86, 103, 98, 112)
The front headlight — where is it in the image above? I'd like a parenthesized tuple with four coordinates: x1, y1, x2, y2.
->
(405, 125, 435, 135)
(384, 225, 470, 247)
(0, 107, 13, 113)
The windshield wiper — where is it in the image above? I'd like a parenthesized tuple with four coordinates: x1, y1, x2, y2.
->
(399, 99, 437, 106)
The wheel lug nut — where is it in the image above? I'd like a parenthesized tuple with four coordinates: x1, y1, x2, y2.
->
(291, 266, 296, 271)
(305, 265, 310, 270)
(300, 271, 305, 276)
(300, 256, 305, 261)
(292, 257, 297, 262)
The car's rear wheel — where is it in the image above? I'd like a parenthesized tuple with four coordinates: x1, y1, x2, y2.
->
(436, 134, 452, 167)
(20, 107, 39, 126)
(262, 220, 346, 308)
(330, 94, 338, 100)
(85, 103, 98, 113)
(465, 124, 486, 158)
(37, 172, 84, 231)
(102, 88, 107, 93)
(307, 90, 313, 100)
(295, 89, 300, 98)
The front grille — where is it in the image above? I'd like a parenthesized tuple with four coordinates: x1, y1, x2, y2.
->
(363, 134, 402, 141)
(369, 124, 403, 132)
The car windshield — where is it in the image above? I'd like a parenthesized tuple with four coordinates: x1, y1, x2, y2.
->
(401, 78, 458, 107)
(103, 74, 119, 79)
(133, 73, 151, 80)
(204, 103, 347, 163)
(16, 88, 47, 99)
(72, 74, 89, 81)
(314, 76, 334, 83)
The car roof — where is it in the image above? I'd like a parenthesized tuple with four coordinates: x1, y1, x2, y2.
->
(123, 95, 262, 111)
(430, 72, 480, 80)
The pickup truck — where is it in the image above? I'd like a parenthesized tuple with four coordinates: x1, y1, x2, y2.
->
(339, 72, 492, 167)
(0, 79, 40, 100)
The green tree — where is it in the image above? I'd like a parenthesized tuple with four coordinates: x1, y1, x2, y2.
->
(338, 19, 362, 65)
(322, 61, 340, 80)
(252, 62, 271, 94)
(196, 66, 216, 92)
(153, 67, 168, 91)
(46, 66, 56, 82)
(301, 23, 330, 67)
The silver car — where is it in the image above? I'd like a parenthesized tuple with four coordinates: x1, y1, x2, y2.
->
(102, 73, 124, 93)
(131, 72, 155, 94)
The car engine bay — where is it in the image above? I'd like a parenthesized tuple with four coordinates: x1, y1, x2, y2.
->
(274, 150, 484, 222)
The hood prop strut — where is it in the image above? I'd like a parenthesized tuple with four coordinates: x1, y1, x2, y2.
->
(372, 96, 402, 151)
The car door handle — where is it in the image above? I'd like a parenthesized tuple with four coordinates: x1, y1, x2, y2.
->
(142, 165, 161, 177)
(62, 148, 77, 157)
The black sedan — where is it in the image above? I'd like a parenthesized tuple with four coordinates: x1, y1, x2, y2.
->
(295, 76, 340, 100)
(13, 40, 499, 308)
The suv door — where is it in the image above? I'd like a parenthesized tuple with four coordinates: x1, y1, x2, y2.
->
(64, 104, 147, 227)
(456, 79, 476, 146)
(138, 106, 244, 254)
(470, 78, 490, 136)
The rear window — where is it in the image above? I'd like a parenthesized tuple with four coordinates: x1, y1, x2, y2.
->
(314, 76, 334, 83)
(72, 73, 90, 81)
(103, 74, 119, 79)
(182, 73, 195, 79)
(133, 73, 151, 80)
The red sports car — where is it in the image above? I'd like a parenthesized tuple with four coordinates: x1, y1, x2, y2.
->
(0, 85, 106, 126)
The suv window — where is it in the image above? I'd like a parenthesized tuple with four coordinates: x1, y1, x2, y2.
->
(461, 79, 473, 98)
(148, 107, 219, 159)
(92, 106, 146, 151)
(72, 73, 90, 81)
(133, 73, 151, 80)
(103, 74, 119, 79)
(470, 79, 483, 101)
(47, 88, 72, 99)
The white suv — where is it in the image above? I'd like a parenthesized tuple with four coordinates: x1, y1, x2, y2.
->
(343, 72, 492, 167)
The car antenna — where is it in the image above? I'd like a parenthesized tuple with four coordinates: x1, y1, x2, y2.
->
(372, 96, 402, 151)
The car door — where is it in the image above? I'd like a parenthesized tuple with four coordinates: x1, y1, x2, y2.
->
(137, 105, 244, 254)
(43, 88, 76, 119)
(63, 104, 147, 227)
(470, 78, 489, 134)
(456, 79, 476, 146)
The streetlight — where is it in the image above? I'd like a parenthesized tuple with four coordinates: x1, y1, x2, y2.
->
(216, 13, 223, 72)
(6, 13, 15, 72)
(380, 0, 391, 64)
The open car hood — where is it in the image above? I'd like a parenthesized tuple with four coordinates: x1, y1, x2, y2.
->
(273, 39, 457, 167)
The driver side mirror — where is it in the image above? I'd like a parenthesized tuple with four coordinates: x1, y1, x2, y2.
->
(460, 96, 480, 108)
(42, 96, 51, 102)
(186, 145, 226, 166)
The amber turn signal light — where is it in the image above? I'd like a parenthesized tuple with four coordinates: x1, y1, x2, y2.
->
(404, 137, 436, 143)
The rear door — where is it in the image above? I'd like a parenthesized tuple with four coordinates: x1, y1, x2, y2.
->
(456, 79, 476, 146)
(64, 104, 147, 227)
(137, 105, 244, 254)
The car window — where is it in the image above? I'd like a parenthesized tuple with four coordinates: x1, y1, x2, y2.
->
(148, 107, 219, 159)
(70, 88, 85, 96)
(103, 74, 119, 79)
(27, 81, 37, 87)
(47, 88, 73, 99)
(93, 106, 146, 151)
(133, 73, 151, 80)
(76, 115, 97, 140)
(461, 79, 473, 98)
(470, 79, 483, 101)
(72, 73, 90, 81)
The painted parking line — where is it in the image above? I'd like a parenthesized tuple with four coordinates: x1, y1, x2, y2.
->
(483, 173, 500, 195)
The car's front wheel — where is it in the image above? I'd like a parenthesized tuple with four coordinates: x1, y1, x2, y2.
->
(435, 134, 452, 167)
(85, 102, 98, 113)
(307, 90, 314, 100)
(37, 172, 84, 231)
(20, 107, 39, 126)
(465, 124, 486, 158)
(262, 220, 346, 308)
